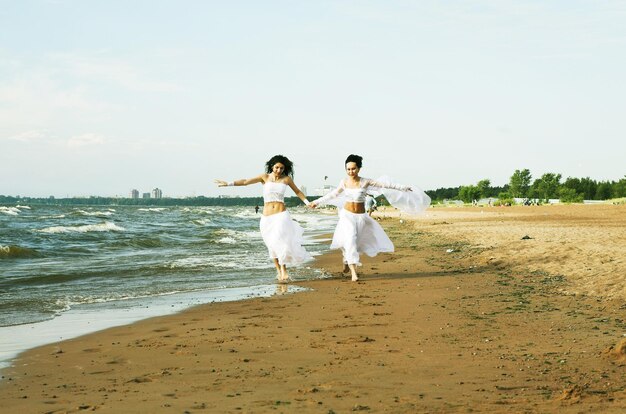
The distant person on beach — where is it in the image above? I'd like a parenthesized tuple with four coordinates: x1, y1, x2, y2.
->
(365, 194, 377, 216)
(309, 154, 430, 282)
(254, 205, 260, 214)
(215, 155, 312, 283)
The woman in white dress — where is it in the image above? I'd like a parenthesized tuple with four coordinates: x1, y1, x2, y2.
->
(310, 154, 430, 282)
(215, 155, 312, 283)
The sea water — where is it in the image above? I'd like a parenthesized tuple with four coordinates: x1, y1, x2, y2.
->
(0, 205, 337, 368)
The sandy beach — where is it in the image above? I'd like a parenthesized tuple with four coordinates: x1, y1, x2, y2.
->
(1, 204, 625, 413)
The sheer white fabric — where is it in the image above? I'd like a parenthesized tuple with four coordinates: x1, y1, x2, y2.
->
(260, 211, 313, 266)
(263, 181, 287, 203)
(369, 175, 431, 215)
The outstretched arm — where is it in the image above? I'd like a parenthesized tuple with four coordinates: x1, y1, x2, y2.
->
(285, 177, 310, 206)
(215, 174, 265, 187)
(366, 178, 412, 192)
(309, 181, 344, 208)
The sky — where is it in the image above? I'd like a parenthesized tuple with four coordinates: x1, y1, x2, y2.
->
(1, 0, 625, 198)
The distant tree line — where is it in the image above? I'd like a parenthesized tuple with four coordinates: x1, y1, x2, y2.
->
(425, 170, 625, 203)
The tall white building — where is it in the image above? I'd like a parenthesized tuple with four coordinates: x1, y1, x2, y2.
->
(152, 188, 163, 199)
(130, 189, 139, 199)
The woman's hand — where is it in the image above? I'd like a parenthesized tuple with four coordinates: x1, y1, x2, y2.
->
(214, 179, 228, 187)
(308, 202, 317, 209)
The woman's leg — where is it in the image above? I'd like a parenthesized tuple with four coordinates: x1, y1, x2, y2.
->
(273, 258, 283, 281)
(348, 263, 359, 281)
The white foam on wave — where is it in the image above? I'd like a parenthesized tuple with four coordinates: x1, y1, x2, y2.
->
(192, 218, 213, 225)
(38, 221, 126, 234)
(232, 210, 257, 219)
(182, 207, 215, 215)
(168, 252, 271, 270)
(0, 207, 21, 216)
(217, 237, 238, 244)
(16, 205, 31, 209)
(215, 228, 261, 240)
(75, 209, 114, 217)
(137, 208, 166, 212)
(39, 214, 66, 219)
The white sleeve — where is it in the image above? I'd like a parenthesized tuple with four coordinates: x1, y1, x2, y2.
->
(313, 181, 345, 206)
(365, 178, 410, 192)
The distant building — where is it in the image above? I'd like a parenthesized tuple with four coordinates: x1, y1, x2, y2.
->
(152, 188, 163, 199)
(313, 184, 335, 196)
(130, 189, 139, 199)
(142, 192, 151, 199)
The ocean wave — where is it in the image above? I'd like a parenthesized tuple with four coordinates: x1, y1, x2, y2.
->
(0, 206, 21, 216)
(137, 208, 167, 212)
(232, 211, 258, 219)
(74, 209, 114, 217)
(38, 221, 126, 234)
(192, 218, 213, 226)
(167, 255, 270, 270)
(0, 245, 41, 259)
(182, 207, 214, 215)
(39, 214, 67, 219)
(110, 237, 165, 248)
(216, 237, 238, 244)
(16, 205, 31, 209)
(214, 228, 261, 240)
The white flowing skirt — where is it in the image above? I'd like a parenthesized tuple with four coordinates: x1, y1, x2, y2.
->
(330, 209, 394, 266)
(260, 211, 313, 266)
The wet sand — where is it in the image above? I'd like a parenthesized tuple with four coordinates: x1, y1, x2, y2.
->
(1, 204, 625, 413)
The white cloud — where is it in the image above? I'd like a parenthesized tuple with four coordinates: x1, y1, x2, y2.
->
(66, 133, 106, 148)
(5, 130, 48, 142)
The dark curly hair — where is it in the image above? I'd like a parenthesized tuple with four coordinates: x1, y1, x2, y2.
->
(265, 155, 294, 177)
(345, 154, 363, 168)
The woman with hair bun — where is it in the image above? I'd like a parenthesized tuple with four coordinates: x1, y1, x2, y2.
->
(309, 154, 430, 282)
(215, 155, 312, 283)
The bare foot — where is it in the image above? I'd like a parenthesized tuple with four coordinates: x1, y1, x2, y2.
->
(349, 265, 359, 282)
(279, 266, 290, 283)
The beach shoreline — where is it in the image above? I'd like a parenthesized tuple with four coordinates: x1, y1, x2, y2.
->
(1, 204, 625, 413)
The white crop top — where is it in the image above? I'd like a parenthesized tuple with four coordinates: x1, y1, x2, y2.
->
(314, 177, 410, 206)
(263, 181, 288, 203)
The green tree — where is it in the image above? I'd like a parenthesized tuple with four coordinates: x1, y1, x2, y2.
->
(531, 173, 562, 201)
(559, 187, 583, 203)
(509, 169, 532, 198)
(476, 179, 491, 199)
(458, 185, 481, 203)
(579, 177, 598, 200)
(595, 181, 613, 200)
(613, 176, 626, 198)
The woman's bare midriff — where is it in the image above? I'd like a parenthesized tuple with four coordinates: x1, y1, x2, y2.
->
(263, 202, 287, 216)
(343, 201, 366, 214)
